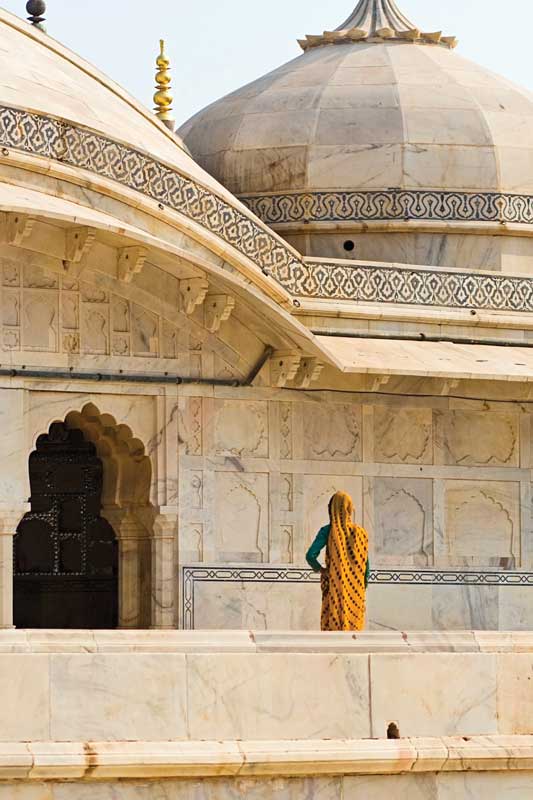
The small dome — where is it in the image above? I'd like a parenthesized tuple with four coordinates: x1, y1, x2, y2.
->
(0, 7, 239, 204)
(180, 0, 533, 271)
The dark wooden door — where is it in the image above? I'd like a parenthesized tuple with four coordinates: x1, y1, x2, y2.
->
(14, 422, 118, 629)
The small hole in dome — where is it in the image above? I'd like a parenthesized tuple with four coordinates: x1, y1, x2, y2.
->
(343, 240, 355, 253)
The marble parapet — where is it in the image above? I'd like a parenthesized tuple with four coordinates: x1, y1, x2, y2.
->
(1, 736, 533, 781)
(2, 629, 533, 654)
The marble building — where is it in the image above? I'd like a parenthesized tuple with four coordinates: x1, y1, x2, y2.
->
(1, 0, 533, 796)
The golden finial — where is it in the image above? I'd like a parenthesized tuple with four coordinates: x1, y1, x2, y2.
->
(153, 39, 175, 131)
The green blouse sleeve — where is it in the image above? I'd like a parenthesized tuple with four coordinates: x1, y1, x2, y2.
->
(365, 558, 371, 589)
(306, 525, 330, 572)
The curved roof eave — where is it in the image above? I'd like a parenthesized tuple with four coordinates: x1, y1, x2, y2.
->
(0, 178, 329, 360)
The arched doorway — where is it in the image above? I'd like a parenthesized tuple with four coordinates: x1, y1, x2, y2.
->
(14, 422, 118, 629)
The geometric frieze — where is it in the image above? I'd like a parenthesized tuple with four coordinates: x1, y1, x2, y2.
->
(2, 106, 532, 312)
(0, 104, 302, 281)
(242, 189, 533, 227)
(278, 259, 533, 312)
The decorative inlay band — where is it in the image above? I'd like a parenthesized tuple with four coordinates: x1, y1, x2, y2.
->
(3, 105, 533, 315)
(0, 105, 301, 280)
(284, 260, 533, 311)
(241, 190, 533, 226)
(182, 565, 533, 629)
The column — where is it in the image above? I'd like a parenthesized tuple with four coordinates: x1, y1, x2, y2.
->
(0, 506, 29, 628)
(104, 507, 147, 629)
(151, 509, 178, 629)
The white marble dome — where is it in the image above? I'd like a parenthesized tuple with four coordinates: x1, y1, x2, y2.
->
(180, 0, 533, 271)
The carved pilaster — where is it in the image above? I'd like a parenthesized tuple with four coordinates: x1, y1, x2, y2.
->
(151, 509, 178, 630)
(0, 505, 29, 629)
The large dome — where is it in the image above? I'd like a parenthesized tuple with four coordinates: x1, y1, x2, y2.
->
(180, 0, 533, 271)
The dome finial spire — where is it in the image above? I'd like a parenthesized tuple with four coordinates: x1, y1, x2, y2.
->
(26, 0, 46, 32)
(153, 39, 175, 132)
(299, 0, 457, 51)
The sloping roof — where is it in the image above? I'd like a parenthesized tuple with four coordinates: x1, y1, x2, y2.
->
(318, 336, 533, 382)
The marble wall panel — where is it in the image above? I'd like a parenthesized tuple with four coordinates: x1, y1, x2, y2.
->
(498, 586, 533, 630)
(187, 653, 370, 740)
(214, 472, 270, 563)
(437, 772, 533, 798)
(443, 481, 520, 567)
(51, 778, 342, 800)
(496, 654, 533, 734)
(50, 654, 187, 741)
(435, 411, 519, 467)
(370, 653, 498, 737)
(432, 585, 499, 630)
(302, 403, 361, 461)
(366, 585, 433, 631)
(373, 406, 433, 464)
(0, 654, 50, 741)
(0, 788, 52, 800)
(372, 478, 433, 566)
(344, 775, 437, 800)
(192, 580, 321, 631)
(213, 400, 269, 458)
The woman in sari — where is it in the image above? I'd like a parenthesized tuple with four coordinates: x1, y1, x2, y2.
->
(306, 491, 370, 632)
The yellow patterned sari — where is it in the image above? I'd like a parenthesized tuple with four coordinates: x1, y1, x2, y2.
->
(321, 491, 369, 632)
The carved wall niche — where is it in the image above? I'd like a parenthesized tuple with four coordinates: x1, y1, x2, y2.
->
(213, 400, 269, 459)
(444, 480, 521, 568)
(22, 290, 58, 351)
(302, 403, 362, 462)
(373, 407, 433, 464)
(214, 472, 270, 563)
(372, 478, 433, 566)
(435, 410, 519, 467)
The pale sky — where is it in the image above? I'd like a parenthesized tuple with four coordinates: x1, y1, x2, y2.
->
(1, 0, 533, 127)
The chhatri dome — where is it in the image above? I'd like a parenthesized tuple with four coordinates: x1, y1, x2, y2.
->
(180, 0, 533, 271)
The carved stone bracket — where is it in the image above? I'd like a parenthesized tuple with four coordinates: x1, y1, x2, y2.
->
(64, 226, 95, 274)
(271, 351, 302, 388)
(118, 246, 148, 284)
(205, 294, 235, 333)
(371, 375, 391, 392)
(293, 357, 324, 388)
(181, 278, 209, 315)
(440, 378, 460, 396)
(3, 213, 36, 247)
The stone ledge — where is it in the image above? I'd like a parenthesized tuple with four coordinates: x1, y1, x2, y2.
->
(1, 630, 533, 654)
(2, 737, 533, 781)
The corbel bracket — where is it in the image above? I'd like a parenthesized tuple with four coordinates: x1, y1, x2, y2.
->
(181, 278, 209, 315)
(271, 351, 302, 388)
(371, 375, 391, 392)
(4, 213, 36, 246)
(293, 357, 325, 388)
(205, 294, 235, 333)
(118, 246, 147, 284)
(64, 226, 96, 275)
(440, 378, 460, 396)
